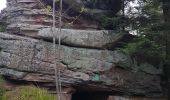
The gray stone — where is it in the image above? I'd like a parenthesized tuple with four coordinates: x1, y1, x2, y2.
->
(139, 63, 162, 75)
(0, 68, 26, 79)
(0, 0, 164, 97)
(38, 28, 126, 49)
(0, 32, 163, 97)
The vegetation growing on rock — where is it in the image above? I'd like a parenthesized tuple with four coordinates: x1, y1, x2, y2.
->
(0, 25, 5, 32)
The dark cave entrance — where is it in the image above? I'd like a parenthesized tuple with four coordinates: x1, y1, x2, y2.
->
(71, 91, 109, 100)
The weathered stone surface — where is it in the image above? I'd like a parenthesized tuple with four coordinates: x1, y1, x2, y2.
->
(61, 87, 75, 100)
(0, 0, 95, 34)
(0, 32, 163, 97)
(0, 0, 122, 34)
(0, 0, 165, 99)
(43, 0, 121, 20)
(38, 28, 126, 49)
(44, 0, 121, 11)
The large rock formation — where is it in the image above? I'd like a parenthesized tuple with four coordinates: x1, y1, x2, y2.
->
(0, 0, 121, 35)
(38, 28, 128, 49)
(0, 0, 165, 100)
(0, 31, 162, 95)
(0, 32, 163, 97)
(43, 0, 121, 21)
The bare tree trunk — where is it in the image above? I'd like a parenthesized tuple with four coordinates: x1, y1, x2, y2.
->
(122, 0, 125, 32)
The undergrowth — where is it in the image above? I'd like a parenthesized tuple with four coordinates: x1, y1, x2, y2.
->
(0, 77, 6, 100)
(0, 25, 6, 32)
(2, 86, 56, 100)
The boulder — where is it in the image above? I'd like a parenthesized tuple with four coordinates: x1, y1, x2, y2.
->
(0, 32, 163, 97)
(38, 28, 126, 49)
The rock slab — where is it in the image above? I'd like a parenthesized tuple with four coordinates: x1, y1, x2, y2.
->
(0, 32, 162, 97)
(38, 28, 126, 49)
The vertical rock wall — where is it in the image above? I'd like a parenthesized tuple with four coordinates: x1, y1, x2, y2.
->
(2, 0, 50, 34)
(0, 0, 99, 36)
(0, 0, 165, 100)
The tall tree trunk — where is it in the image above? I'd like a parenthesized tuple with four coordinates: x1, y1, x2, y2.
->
(122, 0, 125, 31)
(162, 0, 170, 99)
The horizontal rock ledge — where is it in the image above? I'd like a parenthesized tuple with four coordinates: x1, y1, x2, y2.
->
(38, 28, 128, 49)
(0, 32, 162, 97)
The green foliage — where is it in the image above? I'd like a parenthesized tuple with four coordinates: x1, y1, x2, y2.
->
(0, 77, 6, 100)
(128, 0, 163, 35)
(100, 15, 125, 31)
(47, 5, 52, 12)
(0, 25, 6, 32)
(2, 86, 56, 100)
(0, 88, 5, 100)
(118, 36, 165, 66)
(116, 0, 166, 66)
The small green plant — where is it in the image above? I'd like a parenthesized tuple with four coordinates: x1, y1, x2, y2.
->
(2, 86, 57, 100)
(0, 76, 6, 100)
(0, 25, 6, 32)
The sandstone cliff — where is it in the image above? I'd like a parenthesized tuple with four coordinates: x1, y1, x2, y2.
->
(0, 0, 164, 100)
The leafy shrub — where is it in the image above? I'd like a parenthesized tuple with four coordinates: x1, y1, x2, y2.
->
(0, 25, 6, 32)
(100, 15, 125, 30)
(0, 77, 6, 100)
(2, 86, 57, 100)
(117, 37, 165, 66)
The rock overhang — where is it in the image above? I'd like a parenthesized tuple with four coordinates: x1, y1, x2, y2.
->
(0, 0, 164, 98)
(0, 32, 163, 97)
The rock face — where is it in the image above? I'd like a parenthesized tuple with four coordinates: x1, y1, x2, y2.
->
(43, 0, 121, 21)
(0, 32, 162, 97)
(38, 28, 127, 49)
(0, 0, 121, 35)
(0, 0, 164, 100)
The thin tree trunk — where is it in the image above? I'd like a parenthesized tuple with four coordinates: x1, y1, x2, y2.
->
(122, 0, 125, 32)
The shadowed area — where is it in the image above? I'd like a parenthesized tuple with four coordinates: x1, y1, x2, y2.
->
(71, 91, 108, 100)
